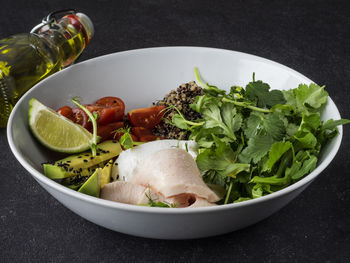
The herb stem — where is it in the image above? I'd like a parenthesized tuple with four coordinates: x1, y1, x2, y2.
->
(194, 67, 210, 89)
(222, 98, 271, 113)
(167, 103, 204, 127)
(224, 181, 233, 204)
(185, 119, 205, 126)
(72, 98, 98, 156)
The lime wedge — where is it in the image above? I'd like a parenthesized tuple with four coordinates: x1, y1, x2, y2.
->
(28, 98, 94, 153)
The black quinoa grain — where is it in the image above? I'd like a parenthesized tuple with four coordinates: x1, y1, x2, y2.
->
(153, 81, 203, 139)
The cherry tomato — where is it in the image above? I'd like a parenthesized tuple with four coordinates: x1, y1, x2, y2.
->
(127, 105, 165, 129)
(72, 108, 91, 130)
(97, 122, 124, 142)
(86, 104, 124, 125)
(57, 106, 74, 122)
(96, 97, 125, 110)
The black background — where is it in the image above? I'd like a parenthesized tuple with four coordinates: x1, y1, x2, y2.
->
(1, 0, 350, 262)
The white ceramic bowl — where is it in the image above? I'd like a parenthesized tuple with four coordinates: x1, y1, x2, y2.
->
(7, 47, 343, 239)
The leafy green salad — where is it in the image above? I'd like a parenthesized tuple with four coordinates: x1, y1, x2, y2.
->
(169, 68, 349, 204)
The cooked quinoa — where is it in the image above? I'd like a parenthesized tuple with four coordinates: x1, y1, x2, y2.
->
(153, 81, 203, 139)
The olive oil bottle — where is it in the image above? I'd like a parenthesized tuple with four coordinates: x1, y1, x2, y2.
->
(0, 10, 94, 127)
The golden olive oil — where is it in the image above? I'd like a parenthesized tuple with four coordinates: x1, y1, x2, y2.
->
(0, 11, 93, 127)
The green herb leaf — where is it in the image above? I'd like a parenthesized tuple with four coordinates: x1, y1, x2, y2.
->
(246, 80, 286, 108)
(266, 141, 293, 171)
(293, 130, 317, 149)
(202, 104, 237, 141)
(283, 83, 328, 115)
(291, 155, 317, 180)
(119, 132, 134, 149)
(323, 118, 350, 130)
(238, 134, 275, 164)
(299, 113, 321, 132)
(221, 103, 242, 134)
(244, 112, 285, 141)
(196, 137, 250, 178)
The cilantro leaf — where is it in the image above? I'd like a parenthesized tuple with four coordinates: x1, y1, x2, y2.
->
(202, 104, 237, 141)
(244, 112, 285, 141)
(299, 113, 321, 132)
(190, 94, 220, 113)
(196, 137, 250, 178)
(286, 123, 299, 137)
(283, 83, 328, 115)
(263, 112, 286, 141)
(246, 80, 286, 108)
(238, 134, 275, 164)
(221, 103, 242, 134)
(172, 114, 189, 130)
(245, 113, 261, 139)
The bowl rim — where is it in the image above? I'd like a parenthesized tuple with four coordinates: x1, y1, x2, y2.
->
(7, 46, 343, 214)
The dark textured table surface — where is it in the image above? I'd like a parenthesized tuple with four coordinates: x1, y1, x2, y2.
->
(1, 0, 350, 262)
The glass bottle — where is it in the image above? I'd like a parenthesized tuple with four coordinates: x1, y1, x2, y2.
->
(0, 9, 94, 127)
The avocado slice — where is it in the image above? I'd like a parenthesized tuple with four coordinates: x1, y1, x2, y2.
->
(57, 162, 106, 190)
(78, 169, 100, 197)
(98, 159, 113, 188)
(44, 161, 105, 179)
(43, 140, 122, 179)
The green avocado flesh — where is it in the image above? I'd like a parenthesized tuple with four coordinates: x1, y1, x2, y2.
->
(55, 162, 105, 190)
(43, 140, 122, 180)
(78, 169, 100, 197)
(99, 159, 113, 188)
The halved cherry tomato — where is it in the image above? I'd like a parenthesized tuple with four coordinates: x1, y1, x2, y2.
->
(127, 105, 165, 129)
(95, 96, 125, 120)
(131, 127, 164, 142)
(86, 104, 124, 125)
(57, 106, 74, 122)
(97, 122, 124, 142)
(72, 108, 91, 130)
(96, 96, 125, 110)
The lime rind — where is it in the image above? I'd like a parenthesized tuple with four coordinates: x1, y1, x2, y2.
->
(28, 98, 94, 153)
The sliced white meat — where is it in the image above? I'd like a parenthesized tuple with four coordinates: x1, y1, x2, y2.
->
(165, 194, 216, 208)
(187, 197, 217, 208)
(114, 139, 198, 181)
(130, 148, 220, 203)
(100, 181, 159, 205)
(101, 182, 217, 208)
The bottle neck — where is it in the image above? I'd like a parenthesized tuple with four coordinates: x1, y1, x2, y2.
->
(36, 14, 91, 67)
